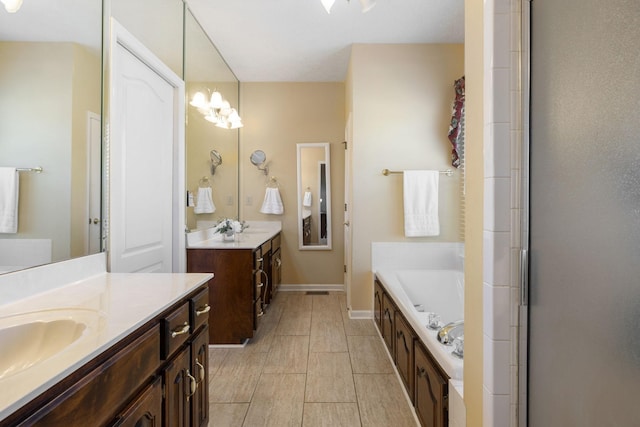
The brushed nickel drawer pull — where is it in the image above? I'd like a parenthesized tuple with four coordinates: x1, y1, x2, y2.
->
(257, 310, 264, 317)
(417, 367, 426, 378)
(185, 369, 197, 400)
(195, 304, 210, 316)
(171, 321, 190, 338)
(195, 359, 205, 384)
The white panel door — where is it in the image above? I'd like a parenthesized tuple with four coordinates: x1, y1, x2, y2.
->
(108, 20, 185, 273)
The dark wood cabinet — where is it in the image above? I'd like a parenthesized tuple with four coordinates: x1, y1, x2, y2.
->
(381, 292, 396, 356)
(395, 312, 415, 403)
(374, 279, 383, 329)
(374, 275, 449, 427)
(415, 342, 448, 427)
(186, 233, 281, 345)
(163, 346, 193, 427)
(4, 284, 210, 427)
(113, 376, 163, 427)
(187, 248, 254, 344)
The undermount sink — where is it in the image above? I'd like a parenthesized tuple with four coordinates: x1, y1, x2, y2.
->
(0, 318, 87, 380)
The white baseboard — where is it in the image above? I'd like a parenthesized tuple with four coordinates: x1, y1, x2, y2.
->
(278, 284, 345, 292)
(348, 310, 373, 319)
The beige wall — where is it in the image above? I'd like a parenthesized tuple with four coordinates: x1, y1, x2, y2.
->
(464, 0, 485, 423)
(347, 44, 464, 311)
(239, 83, 345, 285)
(1, 42, 99, 262)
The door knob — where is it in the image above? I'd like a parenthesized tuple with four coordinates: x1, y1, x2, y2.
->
(92, 218, 100, 224)
(343, 221, 350, 226)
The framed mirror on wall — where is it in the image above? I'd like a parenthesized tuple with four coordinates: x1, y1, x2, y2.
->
(297, 142, 332, 250)
(0, 0, 103, 274)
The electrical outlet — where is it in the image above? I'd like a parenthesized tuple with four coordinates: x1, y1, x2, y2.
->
(246, 195, 253, 206)
(226, 196, 234, 206)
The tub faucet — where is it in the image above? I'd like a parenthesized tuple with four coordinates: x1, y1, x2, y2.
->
(437, 320, 464, 345)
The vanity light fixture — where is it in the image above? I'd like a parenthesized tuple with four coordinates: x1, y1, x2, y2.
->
(1, 0, 23, 13)
(321, 0, 376, 14)
(190, 89, 243, 129)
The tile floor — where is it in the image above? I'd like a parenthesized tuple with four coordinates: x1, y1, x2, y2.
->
(207, 291, 419, 427)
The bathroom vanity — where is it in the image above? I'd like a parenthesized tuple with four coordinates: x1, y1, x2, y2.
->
(186, 221, 282, 344)
(0, 257, 212, 427)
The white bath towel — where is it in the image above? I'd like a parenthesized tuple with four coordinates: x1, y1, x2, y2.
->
(303, 191, 312, 207)
(403, 170, 439, 237)
(260, 187, 284, 215)
(0, 167, 19, 234)
(194, 187, 216, 214)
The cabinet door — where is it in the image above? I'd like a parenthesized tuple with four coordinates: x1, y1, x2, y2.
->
(381, 293, 395, 356)
(394, 312, 415, 403)
(190, 325, 209, 427)
(271, 248, 281, 298)
(163, 346, 193, 427)
(414, 343, 448, 427)
(374, 280, 383, 330)
(112, 376, 163, 427)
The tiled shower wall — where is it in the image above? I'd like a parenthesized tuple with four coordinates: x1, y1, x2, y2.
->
(482, 0, 523, 426)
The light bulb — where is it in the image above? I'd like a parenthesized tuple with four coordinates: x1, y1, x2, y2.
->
(320, 0, 335, 14)
(1, 0, 23, 13)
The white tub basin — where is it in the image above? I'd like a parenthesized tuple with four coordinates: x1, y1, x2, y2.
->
(0, 319, 87, 380)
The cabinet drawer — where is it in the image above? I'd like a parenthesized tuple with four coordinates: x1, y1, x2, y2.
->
(260, 240, 271, 256)
(271, 233, 281, 251)
(190, 286, 210, 332)
(161, 302, 191, 359)
(21, 325, 160, 426)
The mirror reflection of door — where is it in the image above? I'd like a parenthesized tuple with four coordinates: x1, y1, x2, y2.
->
(297, 142, 331, 250)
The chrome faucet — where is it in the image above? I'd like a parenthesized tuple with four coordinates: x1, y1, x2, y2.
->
(437, 320, 464, 345)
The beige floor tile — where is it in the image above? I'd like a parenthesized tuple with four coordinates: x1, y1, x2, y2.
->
(209, 403, 249, 427)
(208, 348, 231, 380)
(311, 294, 343, 313)
(209, 351, 266, 402)
(280, 292, 313, 312)
(354, 374, 417, 427)
(343, 317, 378, 336)
(302, 403, 361, 427)
(305, 352, 356, 403)
(276, 310, 312, 335)
(309, 332, 348, 353)
(263, 335, 310, 374)
(347, 335, 394, 374)
(243, 374, 306, 427)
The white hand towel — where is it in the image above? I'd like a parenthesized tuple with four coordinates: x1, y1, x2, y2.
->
(403, 170, 439, 237)
(0, 167, 19, 234)
(303, 191, 312, 207)
(194, 187, 216, 214)
(260, 187, 284, 215)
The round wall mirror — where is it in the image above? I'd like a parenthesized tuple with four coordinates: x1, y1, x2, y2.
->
(250, 150, 267, 166)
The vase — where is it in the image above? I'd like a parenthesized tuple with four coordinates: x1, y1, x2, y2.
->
(223, 230, 235, 242)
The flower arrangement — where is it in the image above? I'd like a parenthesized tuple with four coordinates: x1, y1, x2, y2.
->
(214, 218, 248, 236)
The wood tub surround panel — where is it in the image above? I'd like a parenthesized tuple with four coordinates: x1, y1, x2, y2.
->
(373, 277, 450, 427)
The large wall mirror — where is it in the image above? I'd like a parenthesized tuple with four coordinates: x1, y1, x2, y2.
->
(297, 143, 332, 250)
(0, 0, 103, 274)
(184, 7, 240, 230)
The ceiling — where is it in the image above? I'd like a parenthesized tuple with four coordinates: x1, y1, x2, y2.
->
(186, 0, 464, 82)
(0, 0, 464, 83)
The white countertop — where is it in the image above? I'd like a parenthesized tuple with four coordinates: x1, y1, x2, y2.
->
(186, 220, 282, 250)
(0, 271, 212, 421)
(375, 269, 463, 380)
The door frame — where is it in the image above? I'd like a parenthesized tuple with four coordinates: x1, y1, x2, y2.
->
(105, 18, 185, 272)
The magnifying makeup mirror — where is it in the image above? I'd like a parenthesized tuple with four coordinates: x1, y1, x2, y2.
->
(210, 149, 222, 175)
(250, 150, 269, 175)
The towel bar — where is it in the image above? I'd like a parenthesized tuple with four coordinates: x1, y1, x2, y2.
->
(16, 167, 43, 173)
(382, 168, 453, 177)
